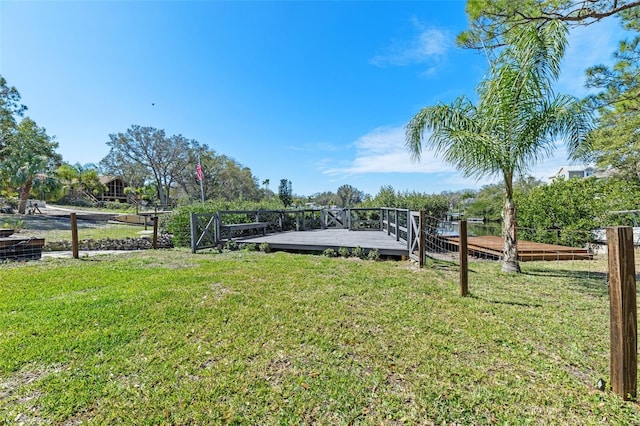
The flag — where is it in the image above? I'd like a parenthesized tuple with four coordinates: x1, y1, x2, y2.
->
(196, 163, 203, 181)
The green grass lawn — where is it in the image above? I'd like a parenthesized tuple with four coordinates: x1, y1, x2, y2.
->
(1, 250, 638, 424)
(34, 223, 148, 242)
(2, 213, 146, 242)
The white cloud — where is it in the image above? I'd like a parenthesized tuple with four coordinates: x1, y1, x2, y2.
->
(370, 20, 449, 68)
(322, 125, 455, 177)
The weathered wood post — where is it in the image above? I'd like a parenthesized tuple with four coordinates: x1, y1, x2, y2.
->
(70, 212, 79, 259)
(459, 220, 468, 297)
(214, 212, 221, 245)
(152, 216, 159, 249)
(418, 210, 426, 268)
(190, 213, 198, 253)
(394, 209, 400, 241)
(607, 226, 637, 400)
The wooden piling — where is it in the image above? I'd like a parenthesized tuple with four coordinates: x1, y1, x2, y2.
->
(70, 212, 79, 259)
(607, 226, 637, 400)
(152, 216, 159, 249)
(418, 210, 426, 268)
(459, 220, 468, 297)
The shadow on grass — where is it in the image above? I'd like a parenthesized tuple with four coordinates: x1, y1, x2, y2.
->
(524, 268, 607, 281)
(524, 267, 609, 298)
(468, 293, 543, 308)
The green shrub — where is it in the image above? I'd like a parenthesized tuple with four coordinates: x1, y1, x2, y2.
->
(242, 243, 257, 252)
(163, 198, 285, 247)
(367, 248, 380, 261)
(338, 247, 350, 257)
(323, 248, 337, 257)
(259, 242, 271, 253)
(56, 196, 94, 208)
(103, 201, 132, 211)
(224, 240, 239, 251)
(352, 246, 366, 259)
(0, 218, 24, 231)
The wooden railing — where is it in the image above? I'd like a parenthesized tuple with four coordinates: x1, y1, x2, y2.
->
(190, 207, 425, 255)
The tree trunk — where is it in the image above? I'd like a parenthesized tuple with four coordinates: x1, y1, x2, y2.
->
(502, 196, 521, 273)
(18, 178, 33, 214)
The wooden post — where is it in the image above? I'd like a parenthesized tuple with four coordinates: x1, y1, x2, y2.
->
(70, 212, 79, 259)
(459, 220, 468, 297)
(607, 226, 637, 400)
(215, 212, 222, 245)
(190, 213, 198, 253)
(394, 209, 399, 241)
(418, 210, 426, 268)
(152, 216, 159, 249)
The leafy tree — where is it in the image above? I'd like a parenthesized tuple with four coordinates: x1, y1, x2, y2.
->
(278, 179, 292, 208)
(56, 162, 105, 199)
(465, 178, 543, 221)
(99, 148, 148, 190)
(370, 185, 397, 208)
(406, 21, 591, 272)
(0, 75, 27, 156)
(464, 184, 504, 220)
(518, 177, 640, 246)
(336, 184, 364, 208)
(574, 12, 640, 179)
(360, 186, 450, 218)
(129, 138, 262, 206)
(212, 159, 261, 201)
(310, 191, 340, 207)
(102, 125, 191, 208)
(458, 0, 640, 49)
(31, 174, 64, 202)
(1, 118, 61, 213)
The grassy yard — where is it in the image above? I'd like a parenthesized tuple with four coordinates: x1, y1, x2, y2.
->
(1, 213, 146, 242)
(1, 250, 638, 424)
(32, 223, 147, 243)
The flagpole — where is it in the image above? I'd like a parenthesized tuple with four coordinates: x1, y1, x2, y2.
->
(197, 154, 205, 206)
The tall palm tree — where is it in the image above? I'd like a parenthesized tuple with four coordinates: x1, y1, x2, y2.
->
(406, 21, 591, 273)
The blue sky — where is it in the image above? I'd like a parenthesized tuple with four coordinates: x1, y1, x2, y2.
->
(0, 1, 626, 197)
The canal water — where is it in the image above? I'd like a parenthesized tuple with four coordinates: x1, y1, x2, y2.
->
(439, 221, 502, 237)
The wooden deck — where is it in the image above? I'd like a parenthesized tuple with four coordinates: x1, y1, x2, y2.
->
(235, 231, 593, 261)
(236, 229, 409, 257)
(443, 235, 593, 261)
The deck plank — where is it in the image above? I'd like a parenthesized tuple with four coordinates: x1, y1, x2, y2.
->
(235, 229, 409, 256)
(444, 235, 592, 261)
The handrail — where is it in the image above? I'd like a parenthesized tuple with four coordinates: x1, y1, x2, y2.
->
(191, 207, 419, 252)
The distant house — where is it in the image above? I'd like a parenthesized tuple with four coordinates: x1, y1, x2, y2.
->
(99, 176, 128, 202)
(549, 166, 617, 182)
(549, 166, 595, 181)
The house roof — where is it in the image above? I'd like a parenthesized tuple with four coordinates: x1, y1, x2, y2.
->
(99, 176, 127, 185)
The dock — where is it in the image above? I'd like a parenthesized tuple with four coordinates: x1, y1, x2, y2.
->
(443, 235, 593, 261)
(190, 209, 593, 262)
(235, 229, 409, 257)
